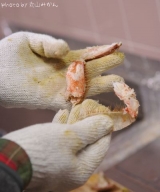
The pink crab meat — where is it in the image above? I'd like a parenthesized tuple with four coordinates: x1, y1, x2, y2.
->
(65, 60, 86, 105)
(82, 42, 122, 61)
(113, 82, 140, 118)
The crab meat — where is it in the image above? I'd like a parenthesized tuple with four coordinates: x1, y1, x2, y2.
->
(113, 82, 140, 118)
(66, 43, 122, 105)
(82, 42, 122, 61)
(65, 60, 86, 105)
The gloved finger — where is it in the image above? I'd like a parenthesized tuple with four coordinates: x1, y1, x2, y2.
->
(86, 75, 124, 97)
(67, 104, 81, 124)
(69, 115, 113, 152)
(52, 109, 69, 124)
(85, 52, 124, 79)
(67, 99, 106, 124)
(26, 32, 70, 58)
(63, 42, 122, 64)
(63, 49, 87, 65)
(77, 134, 111, 169)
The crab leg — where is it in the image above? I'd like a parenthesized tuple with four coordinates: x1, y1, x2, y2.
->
(82, 42, 122, 61)
(113, 82, 140, 118)
(65, 43, 122, 105)
(65, 60, 86, 105)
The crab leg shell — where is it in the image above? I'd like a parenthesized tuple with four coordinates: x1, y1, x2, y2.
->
(82, 42, 122, 61)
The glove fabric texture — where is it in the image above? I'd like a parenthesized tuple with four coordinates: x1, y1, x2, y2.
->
(0, 32, 124, 111)
(0, 32, 124, 191)
(4, 100, 113, 192)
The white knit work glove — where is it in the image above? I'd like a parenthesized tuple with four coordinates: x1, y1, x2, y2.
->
(0, 32, 124, 111)
(3, 100, 113, 192)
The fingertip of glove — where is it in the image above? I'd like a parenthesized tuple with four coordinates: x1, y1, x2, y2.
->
(52, 109, 69, 124)
(52, 39, 70, 58)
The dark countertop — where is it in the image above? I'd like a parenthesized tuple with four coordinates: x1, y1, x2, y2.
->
(106, 137, 160, 192)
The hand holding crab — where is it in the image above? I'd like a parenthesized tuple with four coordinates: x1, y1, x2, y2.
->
(0, 32, 124, 111)
(0, 32, 140, 192)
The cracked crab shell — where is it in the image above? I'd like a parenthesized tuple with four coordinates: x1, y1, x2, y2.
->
(65, 60, 86, 105)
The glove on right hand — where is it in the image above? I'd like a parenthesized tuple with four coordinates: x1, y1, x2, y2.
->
(4, 100, 113, 192)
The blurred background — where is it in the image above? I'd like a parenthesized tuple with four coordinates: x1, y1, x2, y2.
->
(0, 0, 160, 191)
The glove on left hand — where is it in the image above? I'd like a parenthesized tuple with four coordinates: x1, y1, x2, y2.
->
(0, 32, 124, 111)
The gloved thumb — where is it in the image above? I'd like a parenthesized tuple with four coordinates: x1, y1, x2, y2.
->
(26, 32, 69, 58)
(69, 115, 113, 153)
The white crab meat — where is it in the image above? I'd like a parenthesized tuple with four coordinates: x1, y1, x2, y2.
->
(113, 82, 140, 118)
(65, 60, 86, 105)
